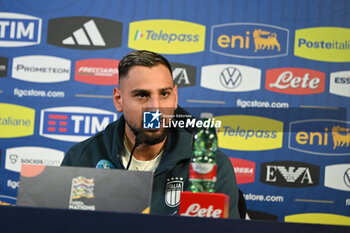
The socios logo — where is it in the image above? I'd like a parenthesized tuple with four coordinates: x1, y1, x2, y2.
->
(0, 103, 35, 138)
(294, 27, 350, 62)
(0, 12, 42, 47)
(289, 119, 350, 156)
(39, 106, 117, 142)
(5, 146, 64, 172)
(75, 59, 119, 85)
(47, 17, 122, 50)
(265, 68, 325, 95)
(324, 164, 350, 192)
(216, 115, 283, 151)
(0, 56, 8, 77)
(201, 64, 261, 92)
(210, 23, 288, 58)
(230, 158, 255, 184)
(330, 71, 350, 98)
(285, 213, 350, 226)
(260, 161, 319, 187)
(12, 55, 71, 83)
(128, 19, 205, 54)
(170, 62, 196, 88)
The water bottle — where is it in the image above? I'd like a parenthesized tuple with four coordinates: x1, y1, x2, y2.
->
(189, 120, 217, 193)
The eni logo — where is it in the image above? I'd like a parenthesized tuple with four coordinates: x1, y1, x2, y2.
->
(289, 119, 350, 156)
(0, 103, 35, 138)
(294, 27, 350, 62)
(211, 23, 288, 58)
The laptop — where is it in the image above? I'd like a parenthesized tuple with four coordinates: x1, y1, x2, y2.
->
(16, 165, 153, 214)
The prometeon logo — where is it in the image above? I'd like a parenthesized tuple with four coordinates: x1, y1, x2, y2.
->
(5, 146, 64, 172)
(211, 23, 288, 58)
(47, 17, 122, 50)
(324, 164, 350, 192)
(260, 161, 319, 187)
(40, 106, 117, 142)
(230, 158, 255, 184)
(294, 27, 350, 62)
(330, 71, 350, 97)
(201, 64, 261, 92)
(216, 115, 283, 151)
(12, 55, 71, 83)
(0, 56, 8, 77)
(0, 103, 35, 138)
(0, 12, 42, 47)
(265, 68, 325, 95)
(289, 119, 350, 156)
(75, 59, 119, 85)
(170, 62, 196, 88)
(128, 19, 205, 54)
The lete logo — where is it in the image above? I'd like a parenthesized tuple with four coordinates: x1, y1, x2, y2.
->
(75, 59, 119, 85)
(265, 68, 325, 95)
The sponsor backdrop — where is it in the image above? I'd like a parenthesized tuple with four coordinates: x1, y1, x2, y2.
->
(0, 0, 349, 224)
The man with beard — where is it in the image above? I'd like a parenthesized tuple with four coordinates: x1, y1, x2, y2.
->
(61, 50, 240, 219)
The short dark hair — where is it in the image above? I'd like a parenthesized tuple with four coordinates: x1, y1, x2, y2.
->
(118, 50, 173, 81)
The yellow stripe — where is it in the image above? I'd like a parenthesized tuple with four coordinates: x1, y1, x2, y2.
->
(285, 213, 350, 226)
(142, 207, 150, 214)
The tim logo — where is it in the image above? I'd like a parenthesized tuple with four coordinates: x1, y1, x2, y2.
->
(75, 59, 119, 85)
(170, 62, 196, 88)
(265, 68, 325, 95)
(289, 119, 350, 156)
(211, 23, 288, 58)
(0, 12, 42, 47)
(143, 111, 161, 129)
(260, 161, 319, 187)
(40, 106, 117, 142)
(47, 17, 122, 50)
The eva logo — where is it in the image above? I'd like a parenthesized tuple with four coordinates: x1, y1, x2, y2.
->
(47, 17, 122, 50)
(143, 111, 161, 129)
(0, 12, 42, 47)
(39, 106, 117, 142)
(0, 103, 35, 138)
(211, 23, 288, 58)
(128, 19, 205, 54)
(201, 64, 261, 92)
(75, 59, 119, 85)
(324, 164, 350, 192)
(230, 158, 255, 184)
(215, 115, 283, 151)
(265, 68, 325, 95)
(294, 27, 350, 62)
(5, 146, 64, 172)
(12, 55, 71, 83)
(330, 71, 350, 97)
(170, 62, 196, 88)
(289, 119, 350, 156)
(260, 161, 319, 187)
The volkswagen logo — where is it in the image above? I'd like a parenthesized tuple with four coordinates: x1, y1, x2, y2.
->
(219, 67, 242, 89)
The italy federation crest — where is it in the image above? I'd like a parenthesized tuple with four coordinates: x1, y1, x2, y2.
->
(165, 177, 184, 207)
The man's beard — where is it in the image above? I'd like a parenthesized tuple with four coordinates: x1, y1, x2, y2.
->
(125, 117, 169, 145)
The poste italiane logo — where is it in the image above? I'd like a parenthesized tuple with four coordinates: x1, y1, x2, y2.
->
(0, 103, 35, 138)
(289, 119, 350, 156)
(211, 23, 288, 58)
(128, 19, 205, 54)
(294, 27, 350, 62)
(216, 115, 283, 151)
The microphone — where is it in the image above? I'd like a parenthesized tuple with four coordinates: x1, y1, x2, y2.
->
(96, 159, 116, 169)
(126, 133, 146, 170)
